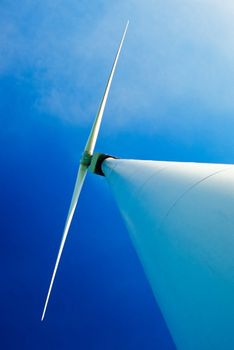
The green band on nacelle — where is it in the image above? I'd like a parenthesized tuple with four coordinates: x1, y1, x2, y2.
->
(89, 152, 117, 176)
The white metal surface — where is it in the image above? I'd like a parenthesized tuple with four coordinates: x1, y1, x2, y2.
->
(41, 22, 129, 321)
(102, 158, 234, 350)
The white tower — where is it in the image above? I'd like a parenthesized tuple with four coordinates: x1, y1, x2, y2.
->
(100, 157, 234, 350)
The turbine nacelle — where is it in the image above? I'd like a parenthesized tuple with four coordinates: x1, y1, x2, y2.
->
(89, 152, 116, 176)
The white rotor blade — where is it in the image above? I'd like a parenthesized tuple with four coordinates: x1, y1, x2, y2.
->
(41, 21, 129, 321)
(41, 164, 87, 321)
(85, 20, 129, 155)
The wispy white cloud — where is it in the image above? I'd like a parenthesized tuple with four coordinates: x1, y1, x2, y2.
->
(1, 0, 234, 133)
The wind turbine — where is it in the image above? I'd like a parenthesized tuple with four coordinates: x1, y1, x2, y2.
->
(42, 21, 234, 350)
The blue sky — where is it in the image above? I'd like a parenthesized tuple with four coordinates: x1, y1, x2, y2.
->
(1, 0, 234, 349)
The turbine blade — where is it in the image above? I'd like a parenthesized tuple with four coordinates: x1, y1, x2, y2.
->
(41, 21, 129, 321)
(41, 164, 88, 321)
(85, 20, 129, 155)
